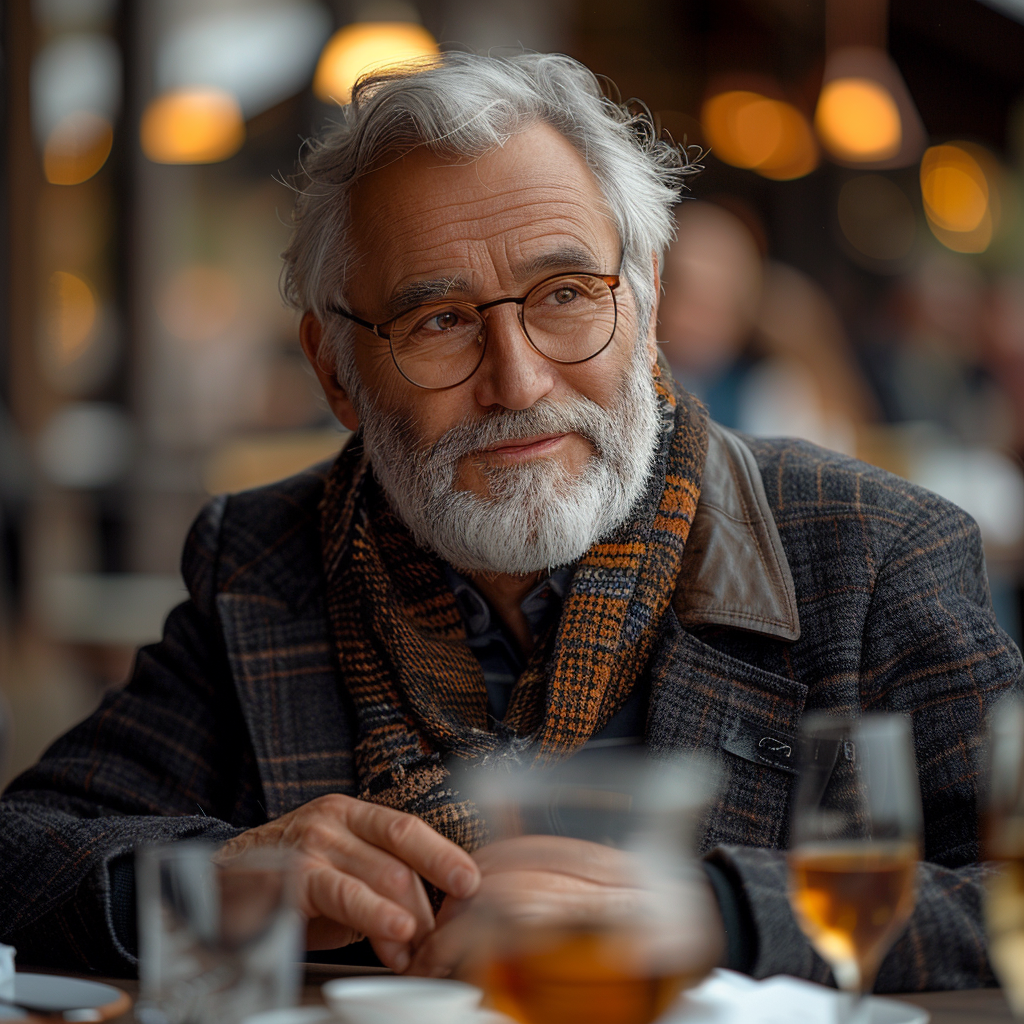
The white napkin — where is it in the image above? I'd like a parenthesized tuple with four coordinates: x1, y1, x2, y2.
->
(675, 969, 842, 1023)
(0, 943, 15, 1001)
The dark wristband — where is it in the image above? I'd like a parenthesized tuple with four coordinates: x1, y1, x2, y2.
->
(108, 854, 138, 957)
(702, 858, 757, 974)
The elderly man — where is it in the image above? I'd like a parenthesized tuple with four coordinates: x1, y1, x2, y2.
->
(1, 52, 1020, 989)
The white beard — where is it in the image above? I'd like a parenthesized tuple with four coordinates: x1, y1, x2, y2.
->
(356, 342, 663, 575)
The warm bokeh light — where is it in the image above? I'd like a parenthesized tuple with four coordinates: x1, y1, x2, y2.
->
(837, 175, 916, 263)
(815, 78, 902, 162)
(156, 265, 242, 343)
(921, 145, 988, 233)
(313, 22, 439, 104)
(140, 88, 245, 164)
(701, 91, 818, 180)
(47, 271, 98, 367)
(756, 102, 819, 181)
(43, 112, 114, 185)
(919, 143, 1003, 254)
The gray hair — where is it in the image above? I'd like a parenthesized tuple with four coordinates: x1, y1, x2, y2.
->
(281, 51, 701, 383)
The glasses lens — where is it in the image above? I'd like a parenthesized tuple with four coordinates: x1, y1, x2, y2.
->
(523, 274, 616, 363)
(391, 303, 486, 388)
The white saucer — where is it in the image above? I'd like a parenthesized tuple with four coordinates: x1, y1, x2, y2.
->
(9, 973, 128, 1016)
(865, 998, 929, 1024)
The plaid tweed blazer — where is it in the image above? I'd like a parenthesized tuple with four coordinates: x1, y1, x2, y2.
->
(2, 422, 1021, 989)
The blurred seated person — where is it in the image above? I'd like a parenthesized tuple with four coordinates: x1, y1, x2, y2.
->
(657, 200, 763, 428)
(659, 201, 877, 454)
(1, 53, 1020, 991)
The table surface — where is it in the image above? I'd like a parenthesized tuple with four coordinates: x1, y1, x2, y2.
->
(33, 964, 1010, 1024)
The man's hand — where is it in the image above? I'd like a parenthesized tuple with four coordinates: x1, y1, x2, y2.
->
(213, 794, 480, 972)
(407, 835, 645, 977)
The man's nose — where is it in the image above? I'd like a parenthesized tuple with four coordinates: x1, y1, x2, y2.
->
(471, 303, 557, 410)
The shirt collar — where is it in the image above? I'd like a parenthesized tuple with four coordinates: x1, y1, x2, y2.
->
(444, 565, 573, 643)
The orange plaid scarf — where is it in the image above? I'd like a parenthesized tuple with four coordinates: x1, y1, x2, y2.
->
(319, 380, 707, 851)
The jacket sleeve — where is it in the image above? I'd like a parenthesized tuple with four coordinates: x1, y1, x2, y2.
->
(711, 500, 1024, 991)
(0, 499, 265, 974)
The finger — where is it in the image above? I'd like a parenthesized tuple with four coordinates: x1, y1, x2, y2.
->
(345, 803, 480, 898)
(372, 937, 412, 974)
(310, 831, 436, 942)
(478, 872, 643, 923)
(474, 836, 635, 884)
(302, 863, 417, 945)
(306, 917, 362, 951)
(407, 913, 477, 979)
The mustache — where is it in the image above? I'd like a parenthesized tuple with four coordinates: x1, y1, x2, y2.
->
(423, 397, 609, 468)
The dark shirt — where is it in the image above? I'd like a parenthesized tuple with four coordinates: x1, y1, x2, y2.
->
(444, 565, 649, 745)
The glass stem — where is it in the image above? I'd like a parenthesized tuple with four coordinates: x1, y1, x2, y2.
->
(834, 961, 873, 1024)
(846, 990, 872, 1024)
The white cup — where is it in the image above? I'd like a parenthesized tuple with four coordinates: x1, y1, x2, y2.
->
(322, 976, 483, 1024)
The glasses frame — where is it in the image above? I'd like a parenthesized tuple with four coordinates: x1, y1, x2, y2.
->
(326, 272, 621, 391)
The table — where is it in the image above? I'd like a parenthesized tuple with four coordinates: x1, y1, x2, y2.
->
(68, 965, 1014, 1024)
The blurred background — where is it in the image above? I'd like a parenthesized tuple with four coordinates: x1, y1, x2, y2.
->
(2, 0, 1023, 786)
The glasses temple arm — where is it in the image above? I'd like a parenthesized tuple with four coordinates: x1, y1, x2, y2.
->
(326, 305, 380, 334)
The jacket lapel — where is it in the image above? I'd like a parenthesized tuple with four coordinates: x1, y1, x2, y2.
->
(650, 421, 807, 850)
(218, 590, 358, 820)
(211, 460, 360, 822)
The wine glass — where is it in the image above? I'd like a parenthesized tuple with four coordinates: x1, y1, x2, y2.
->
(455, 750, 722, 1024)
(787, 714, 922, 1021)
(983, 693, 1024, 1017)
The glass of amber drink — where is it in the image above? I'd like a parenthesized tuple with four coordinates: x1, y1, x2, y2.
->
(983, 695, 1024, 1018)
(787, 715, 921, 1021)
(459, 751, 721, 1024)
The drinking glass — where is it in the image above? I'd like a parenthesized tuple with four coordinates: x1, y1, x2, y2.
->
(136, 842, 302, 1024)
(983, 694, 1024, 1017)
(787, 714, 921, 1020)
(456, 750, 721, 1024)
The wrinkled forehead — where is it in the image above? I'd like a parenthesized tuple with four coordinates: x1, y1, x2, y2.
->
(346, 123, 621, 297)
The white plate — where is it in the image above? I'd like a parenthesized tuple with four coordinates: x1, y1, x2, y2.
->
(10, 973, 125, 1014)
(243, 1008, 335, 1024)
(866, 997, 929, 1024)
(674, 970, 930, 1024)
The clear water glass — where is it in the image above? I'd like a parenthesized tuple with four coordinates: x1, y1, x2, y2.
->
(136, 842, 302, 1024)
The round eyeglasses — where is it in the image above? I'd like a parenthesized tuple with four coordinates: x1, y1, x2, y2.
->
(326, 272, 620, 391)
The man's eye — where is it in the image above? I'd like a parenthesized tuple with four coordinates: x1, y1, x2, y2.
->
(423, 310, 462, 331)
(551, 287, 578, 304)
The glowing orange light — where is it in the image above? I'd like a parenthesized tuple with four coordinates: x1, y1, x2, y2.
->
(756, 102, 819, 181)
(44, 112, 114, 185)
(920, 143, 998, 254)
(313, 22, 439, 104)
(921, 146, 988, 232)
(47, 271, 97, 366)
(701, 91, 818, 180)
(141, 88, 245, 164)
(815, 78, 902, 162)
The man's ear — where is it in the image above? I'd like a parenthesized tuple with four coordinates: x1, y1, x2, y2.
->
(646, 252, 661, 371)
(299, 311, 360, 431)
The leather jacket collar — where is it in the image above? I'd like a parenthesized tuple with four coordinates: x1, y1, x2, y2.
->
(673, 420, 801, 641)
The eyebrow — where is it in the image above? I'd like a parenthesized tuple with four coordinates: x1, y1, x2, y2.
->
(383, 245, 602, 319)
(512, 246, 600, 279)
(385, 276, 472, 318)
